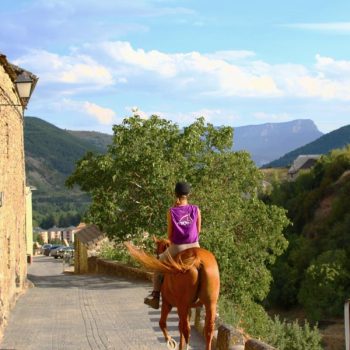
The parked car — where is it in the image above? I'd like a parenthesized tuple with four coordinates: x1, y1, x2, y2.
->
(49, 245, 65, 259)
(43, 244, 60, 256)
(40, 244, 52, 255)
(57, 246, 74, 259)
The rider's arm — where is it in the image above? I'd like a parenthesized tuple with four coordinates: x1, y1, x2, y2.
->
(197, 208, 201, 234)
(167, 210, 173, 242)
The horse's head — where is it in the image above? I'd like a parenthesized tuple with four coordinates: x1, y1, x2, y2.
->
(153, 236, 170, 258)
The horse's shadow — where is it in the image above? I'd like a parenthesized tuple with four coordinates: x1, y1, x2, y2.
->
(147, 303, 205, 350)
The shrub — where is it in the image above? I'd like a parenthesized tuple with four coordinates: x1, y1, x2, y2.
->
(218, 297, 322, 350)
(298, 250, 350, 321)
(99, 240, 141, 267)
(266, 316, 322, 350)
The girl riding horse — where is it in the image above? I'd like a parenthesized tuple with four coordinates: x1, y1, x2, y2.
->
(144, 181, 201, 309)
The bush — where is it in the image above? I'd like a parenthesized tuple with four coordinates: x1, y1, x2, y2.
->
(298, 250, 350, 321)
(218, 297, 322, 350)
(266, 316, 322, 350)
(218, 296, 274, 340)
(99, 241, 140, 267)
(98, 233, 154, 267)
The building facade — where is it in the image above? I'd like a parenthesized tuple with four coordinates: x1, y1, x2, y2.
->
(36, 225, 80, 244)
(0, 53, 37, 334)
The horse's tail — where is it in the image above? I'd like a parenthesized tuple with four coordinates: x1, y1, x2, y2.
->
(125, 242, 201, 274)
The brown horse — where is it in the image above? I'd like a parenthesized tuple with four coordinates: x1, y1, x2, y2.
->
(125, 238, 220, 350)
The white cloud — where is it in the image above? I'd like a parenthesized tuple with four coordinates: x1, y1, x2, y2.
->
(14, 49, 114, 87)
(98, 41, 281, 97)
(15, 42, 350, 112)
(315, 54, 350, 77)
(279, 54, 350, 100)
(83, 102, 116, 124)
(59, 98, 116, 125)
(100, 41, 178, 78)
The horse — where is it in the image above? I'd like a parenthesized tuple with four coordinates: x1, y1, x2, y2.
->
(125, 237, 220, 350)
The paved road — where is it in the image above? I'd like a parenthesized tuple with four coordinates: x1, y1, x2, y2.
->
(0, 256, 205, 350)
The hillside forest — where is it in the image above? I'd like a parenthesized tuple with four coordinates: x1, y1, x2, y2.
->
(24, 117, 110, 228)
(265, 146, 350, 322)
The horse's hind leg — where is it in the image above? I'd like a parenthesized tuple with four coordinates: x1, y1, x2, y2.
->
(159, 299, 172, 343)
(204, 302, 217, 350)
(178, 307, 191, 350)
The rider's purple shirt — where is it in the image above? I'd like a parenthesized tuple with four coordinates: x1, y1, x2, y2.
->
(170, 205, 199, 244)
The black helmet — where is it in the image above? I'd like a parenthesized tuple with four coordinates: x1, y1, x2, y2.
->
(175, 182, 191, 196)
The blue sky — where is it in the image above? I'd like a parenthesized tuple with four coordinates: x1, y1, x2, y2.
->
(2, 0, 350, 134)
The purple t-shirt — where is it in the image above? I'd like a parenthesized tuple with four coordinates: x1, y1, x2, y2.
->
(170, 205, 199, 244)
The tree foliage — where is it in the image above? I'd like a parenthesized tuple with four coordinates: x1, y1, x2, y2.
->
(267, 145, 350, 319)
(67, 115, 289, 333)
(298, 250, 349, 321)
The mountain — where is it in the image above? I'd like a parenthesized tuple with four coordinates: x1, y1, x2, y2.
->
(24, 117, 107, 227)
(233, 119, 323, 167)
(67, 130, 112, 152)
(25, 117, 105, 191)
(24, 116, 324, 225)
(264, 124, 350, 168)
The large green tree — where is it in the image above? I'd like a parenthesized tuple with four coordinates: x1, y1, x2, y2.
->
(67, 115, 289, 323)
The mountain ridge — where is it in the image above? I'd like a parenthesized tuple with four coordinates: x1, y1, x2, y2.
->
(233, 119, 323, 166)
(264, 124, 350, 168)
(23, 116, 326, 225)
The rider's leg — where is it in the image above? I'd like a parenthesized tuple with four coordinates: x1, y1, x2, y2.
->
(144, 272, 162, 308)
(144, 251, 167, 309)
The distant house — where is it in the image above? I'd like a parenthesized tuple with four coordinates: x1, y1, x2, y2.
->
(36, 225, 81, 244)
(288, 155, 321, 180)
(34, 227, 49, 243)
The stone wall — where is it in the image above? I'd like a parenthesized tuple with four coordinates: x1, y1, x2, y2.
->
(88, 257, 152, 281)
(0, 62, 28, 336)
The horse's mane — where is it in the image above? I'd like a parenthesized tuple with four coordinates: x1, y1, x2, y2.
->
(125, 242, 201, 274)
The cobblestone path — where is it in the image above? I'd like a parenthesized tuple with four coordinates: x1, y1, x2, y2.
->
(0, 256, 205, 350)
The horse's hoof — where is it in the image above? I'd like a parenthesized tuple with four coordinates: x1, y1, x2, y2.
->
(166, 338, 177, 350)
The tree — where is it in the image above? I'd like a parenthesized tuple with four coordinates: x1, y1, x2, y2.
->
(66, 115, 289, 328)
(66, 115, 235, 240)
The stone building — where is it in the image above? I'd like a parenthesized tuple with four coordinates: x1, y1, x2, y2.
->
(0, 53, 37, 334)
(74, 224, 106, 274)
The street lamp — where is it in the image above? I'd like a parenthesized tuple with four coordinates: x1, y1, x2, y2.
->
(15, 73, 33, 100)
(0, 71, 35, 109)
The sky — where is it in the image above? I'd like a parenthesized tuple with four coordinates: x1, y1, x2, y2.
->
(2, 0, 350, 134)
